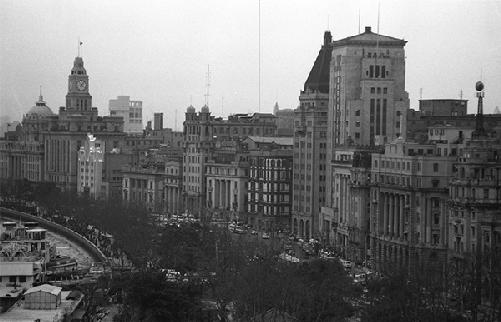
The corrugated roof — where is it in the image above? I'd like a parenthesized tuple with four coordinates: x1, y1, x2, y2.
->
(25, 284, 61, 296)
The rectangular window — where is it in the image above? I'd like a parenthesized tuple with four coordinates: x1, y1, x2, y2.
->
(381, 65, 386, 78)
(375, 65, 380, 78)
(382, 99, 387, 135)
(369, 65, 374, 78)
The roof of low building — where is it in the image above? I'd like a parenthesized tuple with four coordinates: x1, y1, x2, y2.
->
(24, 284, 62, 296)
(0, 261, 37, 276)
(247, 136, 293, 146)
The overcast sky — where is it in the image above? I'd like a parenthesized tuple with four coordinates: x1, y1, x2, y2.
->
(1, 0, 500, 129)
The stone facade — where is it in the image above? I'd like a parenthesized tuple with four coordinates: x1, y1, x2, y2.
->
(327, 26, 409, 149)
(370, 138, 458, 272)
(247, 140, 293, 232)
(324, 148, 372, 262)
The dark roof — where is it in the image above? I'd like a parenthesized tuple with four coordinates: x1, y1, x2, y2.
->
(304, 31, 332, 94)
(66, 290, 82, 300)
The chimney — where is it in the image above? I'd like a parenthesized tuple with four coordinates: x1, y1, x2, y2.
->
(365, 26, 371, 33)
(324, 31, 332, 46)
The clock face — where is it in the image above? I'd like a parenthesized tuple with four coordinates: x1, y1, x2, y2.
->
(77, 80, 87, 91)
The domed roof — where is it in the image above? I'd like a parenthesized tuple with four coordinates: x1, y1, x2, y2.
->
(186, 105, 195, 113)
(201, 104, 210, 113)
(26, 96, 54, 119)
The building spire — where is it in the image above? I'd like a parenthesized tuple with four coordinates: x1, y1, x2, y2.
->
(39, 85, 43, 101)
(77, 38, 83, 57)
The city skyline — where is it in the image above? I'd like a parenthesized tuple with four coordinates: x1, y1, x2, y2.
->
(1, 0, 501, 130)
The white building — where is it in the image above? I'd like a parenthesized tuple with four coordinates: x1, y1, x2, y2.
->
(109, 95, 143, 133)
(77, 133, 104, 199)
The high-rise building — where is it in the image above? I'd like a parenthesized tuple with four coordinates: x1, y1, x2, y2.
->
(109, 96, 143, 133)
(43, 56, 125, 191)
(327, 26, 409, 149)
(292, 31, 331, 239)
(154, 113, 163, 130)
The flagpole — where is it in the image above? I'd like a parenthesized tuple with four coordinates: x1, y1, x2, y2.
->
(78, 37, 80, 57)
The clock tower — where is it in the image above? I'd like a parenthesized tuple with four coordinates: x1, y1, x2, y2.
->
(66, 56, 92, 113)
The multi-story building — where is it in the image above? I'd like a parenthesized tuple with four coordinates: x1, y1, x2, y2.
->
(163, 158, 183, 215)
(212, 113, 277, 139)
(206, 140, 249, 223)
(369, 136, 461, 272)
(143, 126, 184, 149)
(327, 26, 409, 150)
(246, 136, 293, 232)
(406, 110, 501, 144)
(109, 96, 143, 133)
(182, 105, 278, 215)
(419, 99, 467, 117)
(292, 31, 331, 239)
(122, 164, 164, 212)
(77, 134, 104, 199)
(153, 113, 163, 131)
(183, 105, 213, 216)
(274, 102, 295, 137)
(0, 55, 125, 193)
(448, 83, 501, 264)
(321, 148, 373, 262)
(43, 56, 125, 191)
(121, 145, 183, 214)
(0, 95, 52, 182)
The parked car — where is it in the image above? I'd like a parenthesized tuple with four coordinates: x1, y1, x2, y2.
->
(262, 232, 270, 239)
(250, 230, 258, 235)
(234, 227, 246, 234)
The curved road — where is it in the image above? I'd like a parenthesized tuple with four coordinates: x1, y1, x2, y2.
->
(0, 207, 104, 264)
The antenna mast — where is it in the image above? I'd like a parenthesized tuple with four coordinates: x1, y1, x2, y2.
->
(204, 65, 211, 107)
(175, 109, 178, 131)
(258, 0, 261, 112)
(358, 9, 361, 34)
